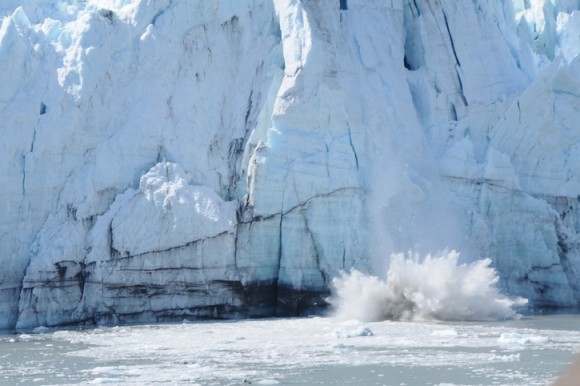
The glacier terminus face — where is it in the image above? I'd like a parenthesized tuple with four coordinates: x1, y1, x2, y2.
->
(1, 0, 580, 330)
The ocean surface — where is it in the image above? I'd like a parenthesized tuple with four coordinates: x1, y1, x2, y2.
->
(1, 313, 579, 385)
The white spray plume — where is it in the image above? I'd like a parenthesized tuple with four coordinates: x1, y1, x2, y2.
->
(330, 250, 528, 322)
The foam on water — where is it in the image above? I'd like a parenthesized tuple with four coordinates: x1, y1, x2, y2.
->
(330, 250, 528, 322)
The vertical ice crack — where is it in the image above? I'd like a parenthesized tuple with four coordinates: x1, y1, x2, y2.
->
(21, 154, 26, 196)
(151, 0, 175, 26)
(302, 210, 327, 286)
(273, 212, 283, 313)
(347, 122, 359, 170)
(244, 90, 253, 128)
(23, 122, 40, 196)
(442, 10, 461, 67)
(226, 90, 256, 200)
(277, 213, 283, 272)
(30, 127, 37, 152)
(410, 0, 420, 16)
(233, 206, 242, 270)
(442, 10, 468, 106)
(75, 262, 88, 298)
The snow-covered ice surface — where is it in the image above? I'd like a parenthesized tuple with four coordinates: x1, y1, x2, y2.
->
(1, 314, 580, 385)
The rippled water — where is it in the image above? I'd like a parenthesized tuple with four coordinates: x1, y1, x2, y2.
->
(1, 314, 579, 385)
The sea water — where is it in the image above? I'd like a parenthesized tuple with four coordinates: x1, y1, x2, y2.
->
(1, 314, 579, 385)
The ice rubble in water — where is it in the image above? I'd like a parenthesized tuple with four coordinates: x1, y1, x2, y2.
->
(498, 332, 550, 345)
(330, 250, 528, 322)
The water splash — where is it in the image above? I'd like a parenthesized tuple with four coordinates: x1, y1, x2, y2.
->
(329, 250, 527, 322)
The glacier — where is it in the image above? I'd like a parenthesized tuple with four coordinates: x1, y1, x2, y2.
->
(1, 0, 580, 330)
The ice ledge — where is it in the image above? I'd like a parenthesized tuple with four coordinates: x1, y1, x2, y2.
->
(15, 161, 357, 330)
(111, 162, 237, 257)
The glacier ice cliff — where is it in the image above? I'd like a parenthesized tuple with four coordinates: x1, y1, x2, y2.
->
(1, 0, 580, 330)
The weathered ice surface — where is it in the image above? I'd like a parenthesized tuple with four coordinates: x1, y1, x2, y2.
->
(1, 0, 580, 330)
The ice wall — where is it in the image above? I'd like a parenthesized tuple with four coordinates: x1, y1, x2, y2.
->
(1, 0, 580, 330)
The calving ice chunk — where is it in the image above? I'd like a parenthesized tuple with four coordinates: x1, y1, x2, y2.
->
(329, 251, 528, 322)
(1, 0, 580, 330)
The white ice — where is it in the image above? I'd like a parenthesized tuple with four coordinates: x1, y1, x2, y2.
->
(2, 0, 580, 330)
